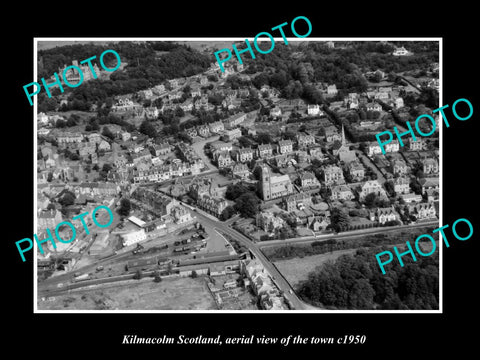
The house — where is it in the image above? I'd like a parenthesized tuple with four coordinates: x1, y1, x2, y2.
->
(298, 171, 319, 189)
(184, 127, 198, 138)
(111, 97, 136, 112)
(348, 161, 365, 181)
(37, 209, 62, 232)
(409, 138, 425, 151)
(256, 212, 285, 232)
(419, 177, 439, 201)
(56, 132, 84, 144)
(326, 84, 338, 96)
(232, 163, 250, 179)
(369, 207, 398, 224)
(144, 106, 159, 119)
(98, 140, 111, 151)
(168, 91, 182, 101)
(367, 140, 399, 156)
(257, 144, 274, 158)
(296, 150, 310, 164)
(409, 202, 437, 220)
(331, 185, 354, 201)
(324, 126, 342, 142)
(359, 180, 387, 200)
(209, 121, 225, 134)
(394, 97, 404, 109)
(270, 107, 282, 118)
(277, 98, 307, 112)
(191, 88, 202, 98)
(401, 193, 423, 203)
(197, 194, 228, 217)
(196, 124, 210, 138)
(296, 133, 316, 147)
(309, 147, 325, 160)
(392, 159, 408, 175)
(168, 79, 179, 88)
(324, 165, 344, 185)
(153, 84, 166, 94)
(394, 176, 410, 195)
(392, 46, 411, 56)
(308, 215, 330, 231)
(132, 149, 152, 165)
(421, 158, 439, 174)
(152, 143, 171, 156)
(38, 128, 51, 136)
(374, 91, 390, 101)
(171, 206, 192, 224)
(419, 177, 439, 194)
(366, 102, 382, 112)
(235, 148, 254, 163)
(38, 112, 49, 125)
(180, 99, 193, 112)
(284, 192, 312, 212)
(224, 112, 247, 129)
(210, 141, 233, 154)
(215, 151, 233, 168)
(78, 142, 96, 157)
(224, 128, 242, 141)
(120, 131, 131, 142)
(87, 133, 102, 143)
(307, 104, 323, 116)
(277, 140, 293, 154)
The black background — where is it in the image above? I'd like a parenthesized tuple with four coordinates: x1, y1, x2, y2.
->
(5, 2, 478, 356)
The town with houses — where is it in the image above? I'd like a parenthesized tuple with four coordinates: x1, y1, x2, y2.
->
(36, 41, 439, 311)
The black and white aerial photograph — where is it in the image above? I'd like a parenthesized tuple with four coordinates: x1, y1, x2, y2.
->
(6, 4, 480, 357)
(34, 39, 441, 312)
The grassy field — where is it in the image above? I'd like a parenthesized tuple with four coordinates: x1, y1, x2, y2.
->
(38, 276, 217, 310)
(274, 249, 358, 289)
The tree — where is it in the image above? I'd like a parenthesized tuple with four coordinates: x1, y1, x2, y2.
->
(384, 180, 396, 197)
(59, 191, 76, 207)
(118, 198, 132, 216)
(190, 270, 198, 278)
(153, 271, 162, 283)
(225, 183, 249, 200)
(102, 126, 115, 141)
(330, 208, 350, 232)
(220, 205, 236, 221)
(139, 120, 157, 138)
(234, 192, 260, 218)
(133, 270, 143, 280)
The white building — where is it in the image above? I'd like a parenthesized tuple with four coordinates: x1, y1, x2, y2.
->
(122, 229, 147, 247)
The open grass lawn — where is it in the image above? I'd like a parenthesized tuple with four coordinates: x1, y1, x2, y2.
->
(274, 249, 359, 289)
(38, 276, 217, 310)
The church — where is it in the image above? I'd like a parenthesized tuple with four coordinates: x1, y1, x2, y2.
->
(333, 124, 357, 163)
(257, 164, 293, 201)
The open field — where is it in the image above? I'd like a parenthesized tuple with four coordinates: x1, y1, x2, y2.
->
(274, 249, 358, 289)
(38, 276, 217, 310)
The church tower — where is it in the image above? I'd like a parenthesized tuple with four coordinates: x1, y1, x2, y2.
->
(341, 124, 347, 146)
(258, 164, 271, 200)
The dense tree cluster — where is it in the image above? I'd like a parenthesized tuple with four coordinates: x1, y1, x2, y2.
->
(38, 42, 212, 109)
(225, 182, 261, 218)
(297, 246, 439, 310)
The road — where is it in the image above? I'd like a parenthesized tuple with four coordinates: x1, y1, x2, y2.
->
(190, 135, 220, 171)
(355, 150, 386, 185)
(189, 209, 310, 310)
